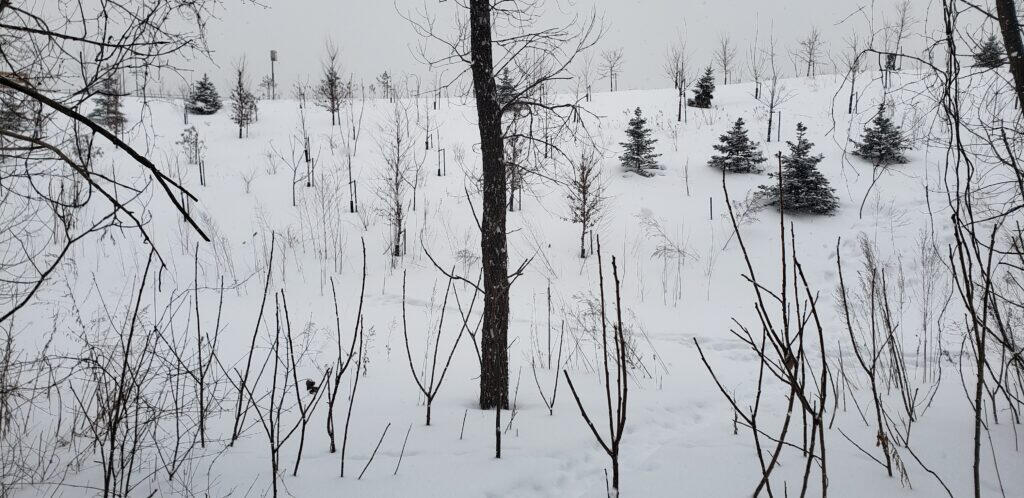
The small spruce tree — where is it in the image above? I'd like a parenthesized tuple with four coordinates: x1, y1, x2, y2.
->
(187, 74, 222, 115)
(758, 123, 838, 214)
(619, 107, 660, 177)
(852, 102, 910, 165)
(377, 71, 393, 100)
(229, 68, 257, 139)
(88, 77, 127, 135)
(316, 52, 344, 126)
(688, 66, 715, 108)
(709, 118, 765, 173)
(973, 34, 1005, 68)
(496, 69, 518, 112)
(0, 87, 28, 133)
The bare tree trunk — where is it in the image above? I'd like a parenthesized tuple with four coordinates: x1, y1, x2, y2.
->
(972, 318, 986, 498)
(994, 0, 1024, 111)
(469, 0, 509, 410)
(677, 84, 683, 122)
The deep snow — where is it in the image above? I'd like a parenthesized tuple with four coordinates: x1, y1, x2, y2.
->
(11, 70, 1023, 497)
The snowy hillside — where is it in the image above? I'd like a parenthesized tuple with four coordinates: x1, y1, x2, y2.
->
(7, 70, 1022, 498)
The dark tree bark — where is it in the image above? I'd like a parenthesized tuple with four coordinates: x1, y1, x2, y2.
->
(994, 0, 1024, 112)
(469, 0, 509, 410)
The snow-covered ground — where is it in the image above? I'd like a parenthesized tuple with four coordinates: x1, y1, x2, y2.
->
(12, 71, 1022, 497)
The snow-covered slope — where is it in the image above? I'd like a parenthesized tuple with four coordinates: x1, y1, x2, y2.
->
(13, 72, 1020, 497)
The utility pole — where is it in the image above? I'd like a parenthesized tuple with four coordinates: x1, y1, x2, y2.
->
(270, 50, 278, 100)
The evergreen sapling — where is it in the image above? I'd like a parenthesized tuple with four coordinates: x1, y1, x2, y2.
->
(619, 107, 660, 177)
(496, 69, 518, 113)
(229, 69, 258, 139)
(708, 118, 765, 173)
(688, 66, 715, 108)
(758, 122, 838, 214)
(973, 34, 1005, 69)
(187, 74, 222, 115)
(852, 103, 910, 165)
(88, 77, 127, 135)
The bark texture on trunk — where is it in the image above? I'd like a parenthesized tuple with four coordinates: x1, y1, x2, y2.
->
(469, 0, 509, 410)
(994, 0, 1024, 112)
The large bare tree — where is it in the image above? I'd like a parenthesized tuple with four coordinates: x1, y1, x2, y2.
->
(406, 0, 600, 409)
(993, 0, 1024, 107)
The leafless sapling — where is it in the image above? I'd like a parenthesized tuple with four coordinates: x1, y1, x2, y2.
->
(564, 241, 629, 494)
(715, 34, 738, 85)
(756, 35, 795, 142)
(794, 28, 826, 78)
(401, 271, 471, 425)
(376, 103, 422, 263)
(324, 240, 366, 453)
(600, 49, 625, 92)
(665, 37, 692, 122)
(695, 170, 830, 496)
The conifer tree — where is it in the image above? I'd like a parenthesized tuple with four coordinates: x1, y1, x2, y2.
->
(316, 44, 345, 126)
(687, 66, 715, 108)
(496, 69, 518, 112)
(88, 77, 127, 135)
(709, 118, 765, 173)
(1, 88, 30, 165)
(566, 149, 606, 258)
(758, 123, 838, 214)
(852, 102, 910, 165)
(0, 88, 27, 134)
(187, 74, 222, 115)
(619, 107, 660, 177)
(377, 71, 393, 100)
(229, 67, 257, 139)
(973, 34, 1005, 68)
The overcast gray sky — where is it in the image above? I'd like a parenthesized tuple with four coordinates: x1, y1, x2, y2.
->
(196, 0, 936, 93)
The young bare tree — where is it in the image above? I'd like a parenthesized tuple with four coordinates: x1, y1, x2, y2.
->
(375, 103, 422, 263)
(836, 235, 917, 482)
(757, 36, 795, 142)
(840, 32, 865, 114)
(401, 272, 473, 425)
(695, 173, 830, 497)
(886, 1, 915, 71)
(316, 41, 345, 126)
(715, 34, 738, 84)
(337, 85, 367, 213)
(748, 28, 768, 100)
(794, 27, 826, 77)
(600, 48, 625, 92)
(259, 75, 276, 100)
(576, 50, 597, 102)
(268, 127, 311, 207)
(664, 37, 692, 122)
(564, 241, 629, 494)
